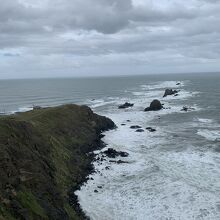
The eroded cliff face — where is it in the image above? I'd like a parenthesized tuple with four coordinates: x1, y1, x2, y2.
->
(0, 104, 115, 220)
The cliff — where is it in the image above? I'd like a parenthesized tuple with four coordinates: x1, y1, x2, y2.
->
(0, 104, 115, 220)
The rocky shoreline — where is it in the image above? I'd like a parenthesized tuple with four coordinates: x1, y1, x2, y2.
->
(0, 104, 115, 220)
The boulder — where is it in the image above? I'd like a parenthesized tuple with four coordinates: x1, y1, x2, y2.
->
(130, 125, 142, 129)
(118, 102, 134, 109)
(163, 89, 178, 97)
(109, 160, 129, 164)
(135, 129, 145, 132)
(117, 160, 129, 164)
(146, 127, 156, 132)
(181, 106, 195, 112)
(144, 100, 163, 111)
(103, 148, 129, 158)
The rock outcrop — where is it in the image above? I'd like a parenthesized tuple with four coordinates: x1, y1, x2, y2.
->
(103, 148, 129, 158)
(146, 127, 156, 132)
(118, 102, 134, 109)
(135, 129, 145, 132)
(130, 125, 142, 129)
(144, 100, 163, 111)
(102, 148, 129, 158)
(181, 106, 195, 112)
(163, 89, 178, 97)
(0, 104, 115, 220)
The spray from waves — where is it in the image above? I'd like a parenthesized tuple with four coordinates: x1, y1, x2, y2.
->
(197, 118, 214, 124)
(197, 129, 220, 141)
(9, 106, 33, 114)
(75, 80, 220, 220)
(140, 80, 185, 90)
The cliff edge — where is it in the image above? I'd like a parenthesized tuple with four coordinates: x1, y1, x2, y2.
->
(0, 104, 115, 220)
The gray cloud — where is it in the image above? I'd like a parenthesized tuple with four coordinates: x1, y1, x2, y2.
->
(0, 0, 219, 78)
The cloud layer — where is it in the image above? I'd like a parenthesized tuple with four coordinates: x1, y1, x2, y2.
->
(0, 0, 219, 78)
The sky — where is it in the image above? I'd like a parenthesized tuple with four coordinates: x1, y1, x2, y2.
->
(0, 0, 220, 79)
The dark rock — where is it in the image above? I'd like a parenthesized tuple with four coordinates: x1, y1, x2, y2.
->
(176, 82, 181, 85)
(130, 125, 142, 129)
(135, 129, 145, 132)
(146, 127, 156, 132)
(163, 89, 178, 97)
(94, 190, 98, 193)
(121, 124, 126, 126)
(144, 100, 163, 111)
(117, 160, 129, 164)
(99, 134, 105, 139)
(109, 160, 129, 164)
(33, 105, 42, 110)
(181, 106, 189, 112)
(118, 102, 134, 109)
(103, 148, 129, 158)
(120, 152, 129, 157)
(181, 106, 195, 112)
(97, 186, 102, 189)
(127, 120, 131, 122)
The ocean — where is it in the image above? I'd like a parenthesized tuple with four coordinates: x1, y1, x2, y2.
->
(1, 73, 220, 219)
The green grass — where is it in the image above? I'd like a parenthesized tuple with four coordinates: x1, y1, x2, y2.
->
(50, 136, 72, 194)
(64, 203, 83, 220)
(0, 206, 16, 220)
(17, 190, 48, 219)
(0, 104, 114, 220)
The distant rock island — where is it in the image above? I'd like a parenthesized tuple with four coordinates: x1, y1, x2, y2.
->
(0, 104, 115, 220)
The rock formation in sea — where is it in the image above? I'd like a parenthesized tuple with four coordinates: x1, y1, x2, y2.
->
(0, 104, 115, 220)
(163, 89, 179, 97)
(118, 102, 134, 109)
(144, 100, 163, 111)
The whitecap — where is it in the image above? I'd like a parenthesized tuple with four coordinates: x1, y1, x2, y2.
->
(197, 118, 214, 123)
(140, 80, 185, 91)
(10, 106, 33, 114)
(197, 129, 220, 141)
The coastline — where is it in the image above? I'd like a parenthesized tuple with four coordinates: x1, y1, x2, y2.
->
(0, 104, 115, 220)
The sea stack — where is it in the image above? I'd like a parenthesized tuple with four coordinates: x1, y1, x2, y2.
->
(163, 89, 178, 97)
(144, 100, 163, 111)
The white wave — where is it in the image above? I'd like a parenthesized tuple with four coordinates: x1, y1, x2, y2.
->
(10, 106, 33, 114)
(132, 91, 146, 96)
(76, 80, 219, 220)
(140, 80, 184, 91)
(131, 82, 197, 104)
(90, 101, 117, 108)
(197, 129, 220, 141)
(162, 90, 199, 100)
(197, 118, 214, 124)
(77, 124, 220, 220)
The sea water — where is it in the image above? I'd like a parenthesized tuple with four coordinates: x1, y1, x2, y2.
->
(0, 73, 220, 219)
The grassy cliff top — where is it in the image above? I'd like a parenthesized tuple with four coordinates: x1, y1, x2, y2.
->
(0, 104, 115, 220)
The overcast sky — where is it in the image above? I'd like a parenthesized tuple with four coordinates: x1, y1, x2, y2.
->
(0, 0, 219, 78)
